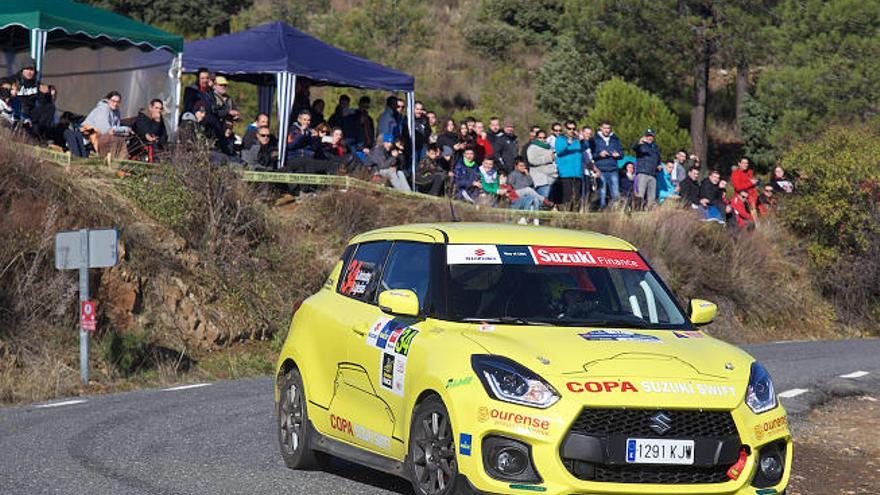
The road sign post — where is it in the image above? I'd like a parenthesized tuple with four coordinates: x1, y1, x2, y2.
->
(55, 228, 119, 385)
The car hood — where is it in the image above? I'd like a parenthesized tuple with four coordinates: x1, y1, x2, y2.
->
(462, 325, 752, 409)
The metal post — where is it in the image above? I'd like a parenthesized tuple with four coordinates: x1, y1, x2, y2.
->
(78, 229, 89, 385)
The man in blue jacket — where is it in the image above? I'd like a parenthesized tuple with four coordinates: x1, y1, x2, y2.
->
(590, 121, 623, 209)
(631, 128, 662, 210)
(555, 121, 585, 211)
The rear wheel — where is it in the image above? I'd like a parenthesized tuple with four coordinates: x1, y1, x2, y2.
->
(277, 367, 327, 469)
(407, 396, 473, 495)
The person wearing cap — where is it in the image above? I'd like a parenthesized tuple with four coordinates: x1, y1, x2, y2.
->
(14, 57, 40, 120)
(367, 133, 411, 192)
(211, 75, 239, 123)
(631, 128, 662, 210)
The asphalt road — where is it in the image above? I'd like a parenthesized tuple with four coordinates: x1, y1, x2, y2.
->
(1, 339, 878, 495)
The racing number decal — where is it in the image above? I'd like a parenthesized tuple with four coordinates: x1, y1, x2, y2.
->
(394, 327, 418, 356)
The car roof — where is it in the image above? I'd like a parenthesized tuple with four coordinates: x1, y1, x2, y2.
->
(348, 223, 637, 251)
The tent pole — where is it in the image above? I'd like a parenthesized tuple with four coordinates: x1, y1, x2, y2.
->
(407, 91, 416, 189)
(276, 72, 296, 169)
(29, 28, 47, 78)
(170, 52, 183, 136)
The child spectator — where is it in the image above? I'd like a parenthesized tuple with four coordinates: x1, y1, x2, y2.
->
(619, 161, 636, 202)
(415, 144, 447, 196)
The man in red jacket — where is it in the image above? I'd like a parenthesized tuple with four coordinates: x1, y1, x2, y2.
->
(730, 157, 758, 208)
(730, 189, 755, 230)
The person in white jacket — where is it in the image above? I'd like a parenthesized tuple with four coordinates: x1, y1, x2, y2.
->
(526, 129, 557, 199)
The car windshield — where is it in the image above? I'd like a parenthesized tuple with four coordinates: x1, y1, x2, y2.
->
(442, 245, 689, 329)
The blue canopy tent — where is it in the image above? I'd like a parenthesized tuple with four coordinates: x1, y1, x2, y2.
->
(182, 21, 416, 174)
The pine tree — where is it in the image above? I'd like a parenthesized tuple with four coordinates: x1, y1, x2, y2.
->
(535, 35, 606, 122)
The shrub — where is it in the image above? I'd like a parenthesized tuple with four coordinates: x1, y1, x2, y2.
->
(586, 78, 691, 158)
(780, 124, 880, 323)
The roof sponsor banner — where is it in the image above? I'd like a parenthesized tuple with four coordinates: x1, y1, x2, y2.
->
(529, 246, 648, 270)
(446, 245, 502, 264)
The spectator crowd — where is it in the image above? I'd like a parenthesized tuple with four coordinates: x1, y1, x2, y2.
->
(1, 61, 797, 229)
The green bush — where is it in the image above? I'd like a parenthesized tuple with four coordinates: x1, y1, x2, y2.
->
(586, 78, 691, 158)
(740, 94, 780, 173)
(781, 124, 880, 323)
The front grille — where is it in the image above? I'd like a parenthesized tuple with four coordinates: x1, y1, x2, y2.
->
(562, 408, 740, 485)
(570, 408, 737, 438)
(593, 464, 730, 484)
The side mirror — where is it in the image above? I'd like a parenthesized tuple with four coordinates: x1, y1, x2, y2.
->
(378, 289, 420, 317)
(689, 299, 718, 326)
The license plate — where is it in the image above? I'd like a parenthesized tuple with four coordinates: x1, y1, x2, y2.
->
(626, 438, 695, 464)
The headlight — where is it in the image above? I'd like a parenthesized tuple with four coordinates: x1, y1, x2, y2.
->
(746, 362, 777, 414)
(471, 355, 559, 409)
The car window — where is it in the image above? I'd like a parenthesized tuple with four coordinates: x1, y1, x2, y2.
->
(379, 242, 433, 311)
(338, 241, 391, 303)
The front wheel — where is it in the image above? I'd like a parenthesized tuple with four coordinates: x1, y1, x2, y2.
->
(277, 367, 327, 469)
(407, 396, 473, 495)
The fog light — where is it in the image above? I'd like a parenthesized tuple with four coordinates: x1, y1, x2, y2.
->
(482, 436, 541, 483)
(759, 453, 782, 480)
(496, 448, 527, 475)
(752, 440, 786, 488)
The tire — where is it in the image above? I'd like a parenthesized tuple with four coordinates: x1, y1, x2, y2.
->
(277, 366, 328, 469)
(407, 396, 474, 495)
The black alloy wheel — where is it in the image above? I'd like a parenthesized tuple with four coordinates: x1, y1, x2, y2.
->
(408, 396, 471, 495)
(277, 367, 326, 469)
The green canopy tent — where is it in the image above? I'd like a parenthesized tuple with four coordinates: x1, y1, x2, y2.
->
(0, 0, 184, 128)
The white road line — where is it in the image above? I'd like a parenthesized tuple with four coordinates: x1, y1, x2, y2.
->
(839, 371, 870, 379)
(35, 399, 87, 408)
(778, 388, 809, 399)
(163, 383, 211, 392)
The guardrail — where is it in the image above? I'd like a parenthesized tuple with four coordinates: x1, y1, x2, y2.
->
(28, 144, 585, 220)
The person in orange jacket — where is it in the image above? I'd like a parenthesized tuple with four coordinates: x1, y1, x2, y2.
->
(730, 157, 759, 208)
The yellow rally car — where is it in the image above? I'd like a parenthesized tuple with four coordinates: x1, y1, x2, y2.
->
(275, 223, 791, 495)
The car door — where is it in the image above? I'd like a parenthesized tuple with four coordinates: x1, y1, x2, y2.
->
(339, 241, 435, 459)
(325, 240, 397, 452)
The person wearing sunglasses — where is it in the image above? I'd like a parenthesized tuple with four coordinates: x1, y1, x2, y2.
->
(242, 125, 279, 169)
(554, 121, 587, 212)
(591, 120, 623, 209)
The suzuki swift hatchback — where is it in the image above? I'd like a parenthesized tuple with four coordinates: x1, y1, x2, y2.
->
(275, 223, 791, 495)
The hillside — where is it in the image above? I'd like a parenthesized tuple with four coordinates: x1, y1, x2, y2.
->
(0, 135, 870, 404)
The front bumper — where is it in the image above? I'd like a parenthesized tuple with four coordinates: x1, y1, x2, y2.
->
(451, 400, 792, 495)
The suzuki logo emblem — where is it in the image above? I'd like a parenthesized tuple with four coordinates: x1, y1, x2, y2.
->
(649, 411, 672, 435)
(474, 249, 486, 257)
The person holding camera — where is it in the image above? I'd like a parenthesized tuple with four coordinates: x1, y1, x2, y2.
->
(632, 128, 662, 210)
(367, 133, 411, 192)
(730, 157, 759, 208)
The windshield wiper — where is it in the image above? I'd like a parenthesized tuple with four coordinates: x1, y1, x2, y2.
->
(459, 317, 552, 326)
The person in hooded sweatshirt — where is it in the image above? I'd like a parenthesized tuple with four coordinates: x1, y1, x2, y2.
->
(83, 91, 131, 157)
(14, 58, 40, 120)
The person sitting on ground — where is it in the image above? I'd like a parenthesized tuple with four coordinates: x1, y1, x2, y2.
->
(415, 144, 447, 196)
(14, 58, 39, 122)
(657, 160, 681, 204)
(476, 156, 508, 206)
(453, 147, 482, 203)
(28, 84, 58, 141)
(178, 100, 213, 148)
(242, 125, 278, 169)
(770, 165, 795, 193)
(242, 113, 269, 149)
(757, 184, 776, 215)
(679, 166, 702, 208)
(320, 127, 349, 160)
(698, 169, 731, 223)
(287, 109, 318, 159)
(526, 129, 556, 199)
(58, 111, 88, 158)
(128, 98, 168, 161)
(82, 91, 131, 158)
(216, 118, 239, 160)
(0, 87, 15, 128)
(730, 189, 755, 230)
(507, 157, 550, 211)
(367, 133, 411, 192)
(730, 157, 759, 207)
